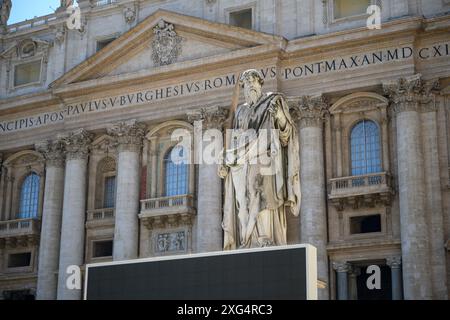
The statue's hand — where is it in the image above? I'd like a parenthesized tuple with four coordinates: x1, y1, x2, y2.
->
(268, 100, 279, 117)
(269, 98, 288, 129)
(218, 165, 229, 179)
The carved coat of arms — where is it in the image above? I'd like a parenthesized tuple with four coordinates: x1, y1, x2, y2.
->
(151, 20, 183, 66)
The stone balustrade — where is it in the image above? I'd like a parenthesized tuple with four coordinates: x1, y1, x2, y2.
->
(85, 208, 115, 229)
(139, 194, 195, 230)
(140, 194, 194, 215)
(0, 218, 40, 237)
(87, 208, 115, 221)
(0, 218, 40, 249)
(329, 172, 393, 210)
(7, 14, 57, 34)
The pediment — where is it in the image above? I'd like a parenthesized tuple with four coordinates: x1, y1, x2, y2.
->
(51, 9, 285, 89)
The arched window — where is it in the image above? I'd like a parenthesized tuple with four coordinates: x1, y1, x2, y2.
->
(18, 173, 40, 219)
(350, 120, 382, 175)
(95, 157, 116, 209)
(103, 175, 116, 208)
(164, 146, 189, 196)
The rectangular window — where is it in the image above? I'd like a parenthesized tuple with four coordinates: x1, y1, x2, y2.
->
(93, 240, 113, 258)
(103, 176, 116, 208)
(96, 38, 116, 52)
(14, 60, 41, 87)
(229, 8, 253, 30)
(350, 214, 381, 234)
(8, 252, 31, 268)
(333, 0, 370, 19)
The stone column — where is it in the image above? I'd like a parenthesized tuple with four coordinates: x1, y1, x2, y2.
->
(148, 137, 159, 198)
(0, 154, 5, 221)
(333, 261, 350, 300)
(380, 108, 390, 172)
(188, 106, 228, 253)
(421, 91, 448, 300)
(387, 256, 403, 300)
(383, 74, 433, 299)
(334, 113, 343, 177)
(35, 140, 65, 300)
(4, 168, 13, 220)
(108, 120, 145, 261)
(293, 95, 329, 300)
(56, 129, 93, 300)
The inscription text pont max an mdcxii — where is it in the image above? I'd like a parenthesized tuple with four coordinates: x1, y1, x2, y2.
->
(0, 42, 448, 135)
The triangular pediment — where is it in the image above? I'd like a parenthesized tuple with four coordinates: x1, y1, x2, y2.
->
(50, 9, 285, 89)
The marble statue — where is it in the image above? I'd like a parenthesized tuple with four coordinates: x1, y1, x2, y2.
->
(60, 0, 74, 8)
(219, 69, 301, 250)
(0, 0, 11, 32)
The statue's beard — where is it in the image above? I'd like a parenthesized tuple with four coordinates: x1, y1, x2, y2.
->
(244, 86, 262, 106)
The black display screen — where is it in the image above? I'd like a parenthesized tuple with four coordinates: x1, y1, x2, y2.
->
(85, 245, 315, 300)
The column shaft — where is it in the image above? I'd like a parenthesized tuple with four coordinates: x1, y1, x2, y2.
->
(188, 106, 227, 253)
(197, 162, 222, 252)
(56, 129, 92, 300)
(384, 75, 437, 299)
(113, 150, 141, 260)
(108, 120, 145, 261)
(296, 95, 329, 300)
(36, 141, 65, 300)
(57, 157, 88, 300)
(333, 262, 350, 300)
(422, 110, 448, 299)
(396, 110, 432, 299)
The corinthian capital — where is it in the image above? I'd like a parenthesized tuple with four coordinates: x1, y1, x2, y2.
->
(332, 261, 351, 273)
(291, 94, 328, 128)
(386, 256, 402, 269)
(383, 74, 440, 114)
(58, 129, 93, 160)
(187, 106, 229, 130)
(107, 119, 146, 152)
(35, 140, 66, 168)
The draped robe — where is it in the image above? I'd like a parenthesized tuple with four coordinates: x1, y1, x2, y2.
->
(222, 92, 301, 250)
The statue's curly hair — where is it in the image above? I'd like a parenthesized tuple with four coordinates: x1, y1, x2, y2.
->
(239, 69, 264, 88)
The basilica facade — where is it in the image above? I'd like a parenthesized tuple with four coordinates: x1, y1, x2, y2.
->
(0, 0, 449, 300)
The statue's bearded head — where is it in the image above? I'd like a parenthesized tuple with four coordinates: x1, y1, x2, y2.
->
(240, 69, 264, 106)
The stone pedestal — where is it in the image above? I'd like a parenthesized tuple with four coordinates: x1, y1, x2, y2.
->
(36, 141, 65, 300)
(294, 95, 329, 300)
(188, 107, 228, 253)
(108, 120, 145, 261)
(56, 129, 92, 300)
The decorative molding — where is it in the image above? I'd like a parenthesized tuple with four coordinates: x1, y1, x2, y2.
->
(383, 74, 440, 114)
(107, 119, 146, 153)
(187, 106, 229, 129)
(1, 38, 53, 93)
(155, 231, 186, 253)
(35, 140, 66, 168)
(91, 134, 117, 154)
(59, 129, 93, 160)
(291, 94, 328, 128)
(54, 25, 67, 46)
(151, 20, 183, 67)
(123, 5, 137, 25)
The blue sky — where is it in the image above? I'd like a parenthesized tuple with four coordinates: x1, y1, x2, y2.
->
(9, 0, 62, 24)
